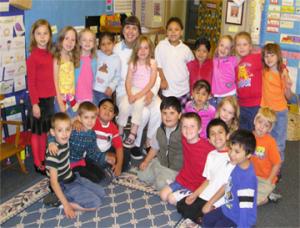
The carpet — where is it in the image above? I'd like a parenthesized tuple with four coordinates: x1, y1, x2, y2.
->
(1, 172, 183, 227)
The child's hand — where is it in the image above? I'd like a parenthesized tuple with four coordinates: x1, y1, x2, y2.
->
(139, 161, 149, 171)
(112, 164, 122, 176)
(128, 95, 136, 104)
(64, 203, 76, 219)
(202, 202, 214, 214)
(144, 91, 153, 106)
(105, 152, 116, 166)
(185, 193, 197, 205)
(48, 142, 59, 155)
(72, 119, 84, 132)
(160, 79, 169, 90)
(32, 104, 41, 119)
(105, 87, 113, 97)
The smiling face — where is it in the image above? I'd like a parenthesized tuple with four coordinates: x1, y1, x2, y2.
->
(80, 31, 95, 55)
(166, 21, 183, 46)
(195, 44, 209, 64)
(228, 143, 250, 167)
(50, 120, 72, 145)
(219, 101, 235, 126)
(62, 29, 76, 53)
(217, 37, 232, 58)
(235, 37, 252, 57)
(208, 125, 228, 151)
(79, 110, 97, 130)
(123, 24, 140, 47)
(137, 40, 150, 61)
(161, 107, 181, 128)
(34, 25, 50, 49)
(98, 101, 115, 124)
(181, 117, 200, 144)
(264, 52, 278, 71)
(192, 88, 210, 110)
(254, 116, 272, 137)
(100, 36, 114, 56)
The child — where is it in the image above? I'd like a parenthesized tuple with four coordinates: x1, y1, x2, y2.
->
(45, 112, 106, 218)
(252, 107, 281, 205)
(155, 17, 194, 107)
(53, 26, 80, 113)
(184, 80, 216, 138)
(26, 19, 56, 172)
(202, 129, 257, 228)
(137, 96, 183, 190)
(211, 35, 238, 107)
(235, 31, 262, 131)
(215, 96, 240, 135)
(177, 118, 235, 224)
(75, 28, 97, 103)
(117, 36, 157, 148)
(261, 43, 293, 161)
(160, 113, 214, 205)
(93, 32, 121, 104)
(187, 37, 213, 92)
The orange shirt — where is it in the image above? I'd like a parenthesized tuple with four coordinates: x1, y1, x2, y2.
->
(261, 69, 287, 111)
(251, 134, 281, 184)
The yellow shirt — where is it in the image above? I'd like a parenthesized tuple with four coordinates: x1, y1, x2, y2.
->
(58, 61, 75, 95)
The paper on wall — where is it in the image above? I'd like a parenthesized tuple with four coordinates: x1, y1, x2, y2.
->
(13, 75, 26, 92)
(0, 80, 14, 94)
(4, 61, 26, 80)
(13, 15, 25, 36)
(0, 1, 9, 12)
(0, 21, 14, 39)
(1, 49, 25, 65)
(286, 66, 298, 93)
(280, 21, 294, 29)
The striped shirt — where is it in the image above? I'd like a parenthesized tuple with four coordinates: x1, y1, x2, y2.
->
(45, 142, 74, 182)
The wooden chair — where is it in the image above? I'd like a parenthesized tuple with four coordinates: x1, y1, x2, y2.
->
(0, 120, 28, 173)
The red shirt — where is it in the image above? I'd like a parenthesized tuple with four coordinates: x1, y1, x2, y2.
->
(187, 59, 213, 92)
(26, 48, 56, 105)
(176, 136, 214, 191)
(235, 53, 262, 107)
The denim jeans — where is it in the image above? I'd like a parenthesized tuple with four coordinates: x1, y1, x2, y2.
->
(271, 109, 288, 161)
(239, 106, 260, 131)
(93, 90, 109, 107)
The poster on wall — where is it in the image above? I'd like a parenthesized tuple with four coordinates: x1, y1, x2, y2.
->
(225, 0, 244, 25)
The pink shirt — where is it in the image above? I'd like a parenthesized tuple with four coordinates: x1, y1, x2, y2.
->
(184, 101, 216, 138)
(212, 56, 238, 96)
(76, 56, 93, 102)
(130, 59, 155, 89)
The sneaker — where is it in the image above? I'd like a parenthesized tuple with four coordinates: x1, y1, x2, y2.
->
(130, 146, 144, 160)
(43, 192, 61, 207)
(268, 192, 282, 203)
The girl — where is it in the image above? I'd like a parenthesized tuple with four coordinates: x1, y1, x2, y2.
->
(26, 19, 56, 172)
(184, 80, 216, 139)
(93, 32, 121, 104)
(261, 43, 293, 161)
(75, 28, 97, 103)
(187, 36, 213, 93)
(155, 17, 194, 108)
(117, 35, 157, 148)
(215, 96, 240, 135)
(53, 26, 80, 113)
(211, 35, 238, 107)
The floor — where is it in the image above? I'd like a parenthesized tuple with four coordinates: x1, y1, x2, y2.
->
(1, 141, 299, 227)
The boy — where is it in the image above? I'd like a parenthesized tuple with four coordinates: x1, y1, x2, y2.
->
(252, 107, 281, 205)
(137, 96, 182, 190)
(160, 112, 214, 205)
(177, 118, 235, 224)
(45, 112, 106, 218)
(235, 31, 262, 131)
(202, 129, 257, 227)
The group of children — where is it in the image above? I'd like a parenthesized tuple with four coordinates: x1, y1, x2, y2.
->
(25, 14, 293, 226)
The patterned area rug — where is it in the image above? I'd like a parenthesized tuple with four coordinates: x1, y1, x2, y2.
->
(1, 172, 183, 227)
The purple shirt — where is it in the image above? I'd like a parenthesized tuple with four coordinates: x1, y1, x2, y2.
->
(184, 101, 216, 138)
(212, 56, 238, 96)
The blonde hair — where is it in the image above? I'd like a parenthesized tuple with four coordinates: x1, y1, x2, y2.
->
(216, 96, 240, 133)
(53, 26, 80, 67)
(214, 35, 233, 57)
(78, 28, 97, 58)
(129, 35, 154, 67)
(29, 19, 52, 52)
(254, 107, 277, 128)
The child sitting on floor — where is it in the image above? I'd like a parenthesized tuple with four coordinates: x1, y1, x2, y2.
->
(137, 96, 183, 190)
(45, 112, 106, 218)
(160, 112, 214, 205)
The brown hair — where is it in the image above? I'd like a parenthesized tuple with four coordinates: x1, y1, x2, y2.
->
(121, 16, 141, 40)
(77, 101, 97, 116)
(29, 19, 52, 52)
(181, 112, 202, 129)
(129, 35, 154, 68)
(78, 28, 97, 58)
(53, 26, 80, 67)
(262, 43, 284, 73)
(51, 112, 71, 128)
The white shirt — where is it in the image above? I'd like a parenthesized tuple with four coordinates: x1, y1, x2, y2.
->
(155, 38, 194, 97)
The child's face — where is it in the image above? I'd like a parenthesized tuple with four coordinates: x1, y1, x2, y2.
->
(100, 36, 114, 56)
(217, 38, 232, 58)
(208, 125, 227, 151)
(50, 120, 72, 145)
(254, 116, 272, 137)
(79, 111, 97, 130)
(181, 118, 200, 143)
(166, 22, 182, 45)
(219, 102, 235, 126)
(137, 41, 150, 61)
(62, 30, 76, 53)
(98, 101, 115, 124)
(195, 44, 209, 63)
(264, 52, 278, 71)
(161, 107, 181, 128)
(34, 25, 50, 49)
(229, 143, 250, 166)
(123, 24, 140, 46)
(235, 37, 252, 57)
(192, 88, 210, 108)
(80, 31, 95, 54)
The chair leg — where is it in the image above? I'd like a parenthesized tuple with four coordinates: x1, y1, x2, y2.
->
(16, 151, 28, 174)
